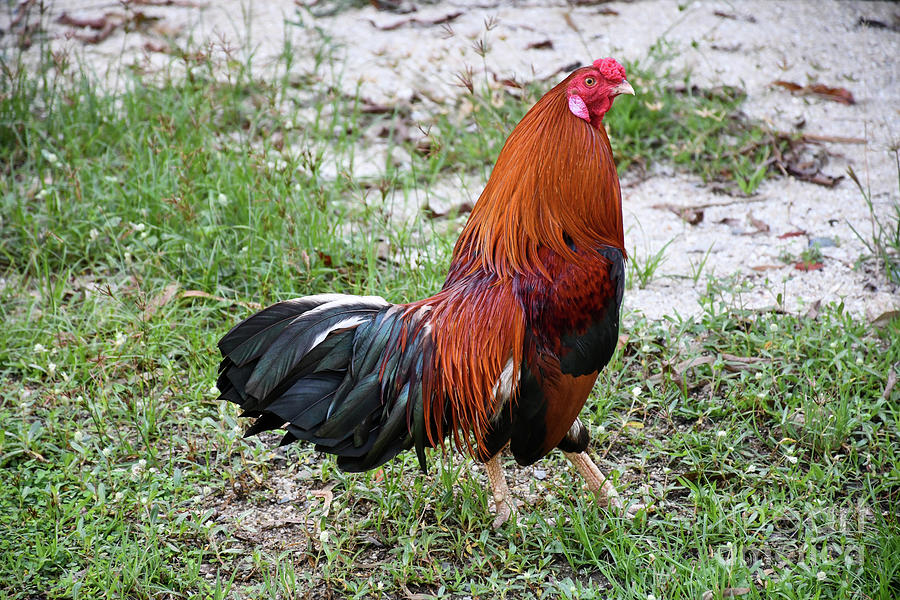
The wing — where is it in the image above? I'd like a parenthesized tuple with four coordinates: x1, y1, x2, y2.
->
(482, 245, 624, 465)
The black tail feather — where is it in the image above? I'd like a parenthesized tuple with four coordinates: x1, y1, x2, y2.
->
(216, 294, 435, 472)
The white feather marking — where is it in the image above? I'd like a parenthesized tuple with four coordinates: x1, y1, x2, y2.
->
(300, 296, 389, 355)
(491, 357, 519, 417)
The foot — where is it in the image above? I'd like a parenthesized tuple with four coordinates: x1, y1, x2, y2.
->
(563, 451, 645, 517)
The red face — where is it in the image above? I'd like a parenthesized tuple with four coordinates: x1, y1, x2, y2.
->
(566, 58, 634, 126)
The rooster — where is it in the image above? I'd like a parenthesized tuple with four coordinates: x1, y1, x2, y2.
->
(216, 58, 635, 528)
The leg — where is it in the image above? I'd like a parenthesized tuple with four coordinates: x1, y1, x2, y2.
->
(564, 450, 644, 516)
(484, 453, 516, 529)
(563, 450, 622, 509)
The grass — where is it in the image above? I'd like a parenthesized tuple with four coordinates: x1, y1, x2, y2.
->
(847, 158, 900, 285)
(1, 21, 898, 600)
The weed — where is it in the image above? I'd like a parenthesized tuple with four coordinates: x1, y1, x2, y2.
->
(847, 155, 900, 284)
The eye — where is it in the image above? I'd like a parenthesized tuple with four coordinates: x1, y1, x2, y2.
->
(584, 77, 596, 87)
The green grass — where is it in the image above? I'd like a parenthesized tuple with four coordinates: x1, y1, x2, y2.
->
(1, 28, 898, 600)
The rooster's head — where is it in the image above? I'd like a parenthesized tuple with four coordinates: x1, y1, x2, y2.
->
(566, 58, 634, 127)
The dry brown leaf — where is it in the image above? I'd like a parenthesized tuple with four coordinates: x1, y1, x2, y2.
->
(526, 39, 554, 50)
(748, 214, 770, 234)
(142, 283, 179, 321)
(772, 80, 855, 105)
(750, 264, 784, 272)
(368, 11, 462, 31)
(713, 10, 756, 22)
(778, 230, 807, 239)
(794, 261, 824, 271)
(653, 203, 704, 225)
(58, 12, 109, 29)
(871, 310, 900, 329)
(181, 290, 262, 310)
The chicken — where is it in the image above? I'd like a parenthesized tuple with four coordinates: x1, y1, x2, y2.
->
(216, 58, 635, 528)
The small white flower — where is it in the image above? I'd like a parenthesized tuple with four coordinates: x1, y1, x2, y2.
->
(47, 362, 57, 377)
(757, 390, 767, 399)
(114, 491, 124, 501)
(769, 323, 778, 332)
(817, 571, 826, 581)
(232, 425, 243, 436)
(138, 459, 146, 469)
(182, 406, 191, 415)
(786, 455, 798, 464)
(318, 530, 330, 543)
(855, 357, 863, 365)
(102, 446, 113, 456)
(104, 175, 119, 183)
(41, 149, 61, 165)
(34, 343, 47, 353)
(123, 252, 132, 264)
(716, 430, 727, 438)
(208, 385, 219, 396)
(132, 222, 146, 232)
(631, 386, 642, 398)
(217, 193, 228, 205)
(89, 228, 99, 241)
(641, 344, 652, 353)
(35, 189, 50, 200)
(114, 331, 127, 347)
(754, 372, 763, 380)
(829, 341, 838, 349)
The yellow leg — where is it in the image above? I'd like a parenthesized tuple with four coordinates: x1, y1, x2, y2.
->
(563, 451, 623, 509)
(485, 454, 516, 529)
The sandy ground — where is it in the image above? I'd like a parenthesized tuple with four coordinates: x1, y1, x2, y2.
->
(5, 0, 898, 322)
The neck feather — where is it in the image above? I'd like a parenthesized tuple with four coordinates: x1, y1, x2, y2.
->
(451, 77, 626, 280)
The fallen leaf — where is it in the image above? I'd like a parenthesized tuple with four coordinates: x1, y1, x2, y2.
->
(785, 166, 843, 187)
(857, 16, 900, 33)
(181, 290, 262, 310)
(57, 12, 108, 29)
(713, 10, 756, 22)
(794, 261, 824, 271)
(871, 310, 900, 329)
(750, 264, 784, 271)
(772, 80, 855, 105)
(526, 39, 554, 50)
(368, 11, 462, 31)
(654, 203, 704, 225)
(778, 230, 807, 239)
(748, 214, 770, 234)
(142, 283, 179, 321)
(369, 0, 417, 13)
(317, 250, 333, 267)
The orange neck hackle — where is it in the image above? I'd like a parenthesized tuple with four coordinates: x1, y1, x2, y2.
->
(451, 72, 627, 281)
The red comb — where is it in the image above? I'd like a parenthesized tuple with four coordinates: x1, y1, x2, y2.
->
(593, 58, 626, 83)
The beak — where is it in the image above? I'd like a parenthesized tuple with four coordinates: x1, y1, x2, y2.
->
(612, 80, 635, 97)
